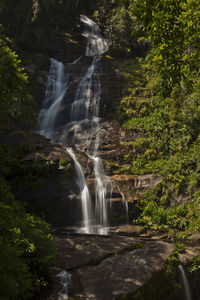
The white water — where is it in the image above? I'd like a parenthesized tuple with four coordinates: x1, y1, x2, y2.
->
(39, 58, 68, 138)
(38, 15, 128, 235)
(80, 14, 108, 57)
(76, 16, 112, 234)
(71, 56, 100, 123)
(66, 148, 93, 234)
(93, 157, 113, 234)
(178, 264, 192, 300)
(57, 270, 71, 300)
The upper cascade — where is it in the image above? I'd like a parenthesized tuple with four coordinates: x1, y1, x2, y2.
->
(80, 14, 108, 57)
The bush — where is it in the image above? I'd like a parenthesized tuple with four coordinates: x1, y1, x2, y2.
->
(0, 177, 55, 300)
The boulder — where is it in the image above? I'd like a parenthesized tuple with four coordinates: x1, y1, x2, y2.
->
(70, 240, 174, 300)
(115, 225, 145, 236)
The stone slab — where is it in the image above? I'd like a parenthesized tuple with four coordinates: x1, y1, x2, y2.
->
(70, 240, 174, 300)
(53, 234, 139, 271)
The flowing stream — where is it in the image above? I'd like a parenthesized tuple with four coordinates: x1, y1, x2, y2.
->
(39, 15, 128, 235)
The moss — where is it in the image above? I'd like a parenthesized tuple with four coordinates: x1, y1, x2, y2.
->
(87, 242, 145, 268)
(118, 58, 147, 86)
(115, 241, 145, 256)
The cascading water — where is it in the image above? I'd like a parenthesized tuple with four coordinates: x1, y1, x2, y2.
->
(39, 58, 68, 138)
(66, 148, 93, 234)
(75, 15, 113, 234)
(80, 14, 108, 57)
(38, 15, 128, 235)
(93, 157, 113, 235)
(56, 270, 71, 300)
(71, 57, 100, 124)
(178, 264, 192, 300)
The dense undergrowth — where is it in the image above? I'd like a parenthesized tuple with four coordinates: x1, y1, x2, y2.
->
(118, 58, 200, 236)
(0, 11, 56, 300)
(117, 0, 200, 237)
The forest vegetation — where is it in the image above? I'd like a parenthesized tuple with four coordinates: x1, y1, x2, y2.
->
(115, 0, 200, 237)
(0, 0, 200, 299)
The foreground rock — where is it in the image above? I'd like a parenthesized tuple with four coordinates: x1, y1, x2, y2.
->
(38, 234, 174, 300)
(70, 240, 174, 300)
(53, 234, 141, 271)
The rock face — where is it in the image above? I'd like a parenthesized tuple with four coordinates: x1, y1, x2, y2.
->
(110, 174, 163, 201)
(53, 234, 140, 271)
(5, 132, 82, 227)
(40, 234, 174, 300)
(72, 240, 173, 300)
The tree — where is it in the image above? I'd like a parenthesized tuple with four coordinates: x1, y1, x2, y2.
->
(0, 28, 36, 136)
(132, 0, 186, 93)
(0, 25, 53, 300)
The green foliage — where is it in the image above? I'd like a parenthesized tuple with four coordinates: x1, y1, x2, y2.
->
(0, 177, 55, 300)
(0, 26, 54, 297)
(96, 0, 147, 55)
(174, 243, 186, 254)
(115, 241, 145, 256)
(186, 255, 200, 275)
(126, 0, 200, 95)
(0, 30, 36, 135)
(118, 55, 200, 236)
(0, 143, 55, 299)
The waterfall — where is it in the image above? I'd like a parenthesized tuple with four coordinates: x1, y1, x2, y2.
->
(93, 157, 113, 235)
(178, 264, 192, 300)
(56, 270, 71, 300)
(38, 14, 128, 235)
(71, 57, 100, 123)
(39, 58, 68, 138)
(66, 148, 93, 234)
(80, 15, 108, 57)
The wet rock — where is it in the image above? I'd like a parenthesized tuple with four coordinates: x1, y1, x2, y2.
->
(111, 174, 162, 190)
(109, 174, 162, 202)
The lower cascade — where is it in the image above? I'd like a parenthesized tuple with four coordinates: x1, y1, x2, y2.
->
(178, 264, 192, 300)
(66, 147, 94, 234)
(56, 270, 71, 300)
(38, 14, 128, 235)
